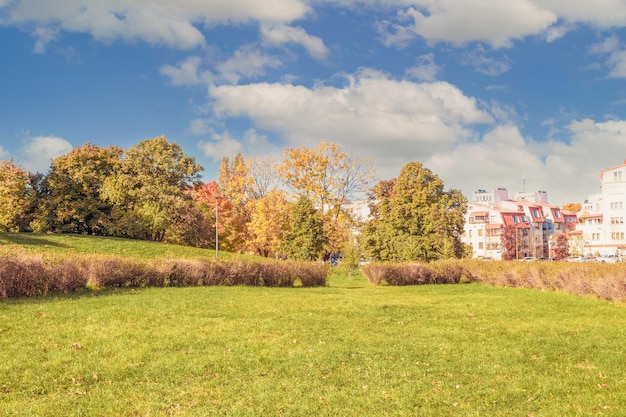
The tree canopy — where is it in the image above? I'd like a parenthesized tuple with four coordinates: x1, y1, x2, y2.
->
(362, 161, 467, 262)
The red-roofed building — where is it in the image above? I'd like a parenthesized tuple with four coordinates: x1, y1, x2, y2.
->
(463, 187, 578, 260)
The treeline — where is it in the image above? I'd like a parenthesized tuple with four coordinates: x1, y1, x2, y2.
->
(0, 136, 468, 262)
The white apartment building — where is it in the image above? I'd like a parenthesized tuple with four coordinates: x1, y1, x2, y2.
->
(463, 188, 577, 260)
(577, 161, 626, 256)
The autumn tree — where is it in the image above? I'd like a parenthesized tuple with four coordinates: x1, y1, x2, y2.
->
(0, 159, 31, 232)
(283, 195, 327, 261)
(361, 162, 467, 262)
(562, 203, 582, 213)
(501, 226, 522, 260)
(218, 154, 251, 252)
(34, 143, 122, 235)
(102, 136, 202, 241)
(246, 189, 292, 257)
(280, 142, 373, 256)
(553, 233, 570, 260)
(247, 154, 280, 200)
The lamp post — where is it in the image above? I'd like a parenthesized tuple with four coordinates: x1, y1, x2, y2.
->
(215, 195, 222, 258)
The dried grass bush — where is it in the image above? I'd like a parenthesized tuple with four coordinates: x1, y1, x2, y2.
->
(155, 259, 207, 287)
(258, 262, 295, 287)
(86, 256, 150, 288)
(0, 253, 47, 297)
(360, 263, 392, 285)
(46, 257, 89, 293)
(290, 262, 328, 287)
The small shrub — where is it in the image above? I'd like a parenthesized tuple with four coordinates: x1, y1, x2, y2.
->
(46, 257, 88, 293)
(290, 262, 328, 287)
(0, 254, 47, 297)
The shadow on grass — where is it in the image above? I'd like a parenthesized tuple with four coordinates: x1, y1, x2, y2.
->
(0, 287, 149, 306)
(0, 232, 70, 248)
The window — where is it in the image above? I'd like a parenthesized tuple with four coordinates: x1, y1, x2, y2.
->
(532, 209, 540, 218)
(614, 171, 622, 182)
(478, 229, 483, 237)
(468, 230, 472, 238)
(513, 215, 520, 224)
(478, 242, 484, 249)
(611, 232, 625, 240)
(592, 233, 600, 240)
(610, 201, 624, 210)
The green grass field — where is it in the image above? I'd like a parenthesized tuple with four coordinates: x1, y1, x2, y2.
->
(1, 233, 625, 416)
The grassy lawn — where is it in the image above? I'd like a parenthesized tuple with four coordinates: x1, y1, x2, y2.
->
(2, 270, 625, 416)
(0, 233, 226, 260)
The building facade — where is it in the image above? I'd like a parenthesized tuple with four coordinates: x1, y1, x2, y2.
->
(463, 188, 577, 260)
(577, 161, 626, 256)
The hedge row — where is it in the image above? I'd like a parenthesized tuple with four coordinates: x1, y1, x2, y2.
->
(0, 253, 328, 298)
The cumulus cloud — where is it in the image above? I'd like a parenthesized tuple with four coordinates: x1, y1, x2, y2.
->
(208, 69, 493, 179)
(405, 53, 440, 81)
(19, 136, 73, 173)
(216, 45, 283, 84)
(197, 128, 275, 161)
(160, 56, 212, 86)
(378, 0, 626, 49)
(589, 36, 626, 78)
(2, 0, 310, 49)
(426, 118, 626, 206)
(461, 47, 510, 76)
(161, 48, 282, 87)
(261, 23, 329, 60)
(381, 0, 556, 48)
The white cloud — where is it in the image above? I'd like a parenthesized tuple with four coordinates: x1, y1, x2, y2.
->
(405, 53, 440, 81)
(216, 45, 283, 84)
(209, 69, 493, 179)
(589, 36, 626, 79)
(198, 131, 243, 161)
(461, 47, 510, 76)
(3, 0, 310, 49)
(382, 0, 556, 48)
(187, 118, 212, 136)
(261, 23, 329, 60)
(378, 0, 626, 49)
(31, 26, 58, 53)
(161, 48, 282, 87)
(19, 136, 73, 173)
(160, 56, 213, 86)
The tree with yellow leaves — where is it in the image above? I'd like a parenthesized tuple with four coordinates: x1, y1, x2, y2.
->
(0, 159, 31, 232)
(246, 189, 292, 257)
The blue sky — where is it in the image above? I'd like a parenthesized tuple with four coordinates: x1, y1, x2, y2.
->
(2, 0, 626, 206)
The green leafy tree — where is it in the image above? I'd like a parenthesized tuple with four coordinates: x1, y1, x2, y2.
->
(362, 161, 467, 262)
(284, 196, 328, 261)
(102, 136, 203, 241)
(34, 143, 122, 235)
(0, 159, 31, 232)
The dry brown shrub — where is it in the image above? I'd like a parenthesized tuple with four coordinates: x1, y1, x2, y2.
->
(46, 257, 88, 293)
(201, 262, 228, 286)
(0, 253, 47, 297)
(155, 259, 207, 287)
(360, 263, 391, 285)
(86, 256, 149, 288)
(258, 262, 295, 287)
(290, 262, 328, 287)
(430, 262, 464, 284)
(225, 260, 262, 286)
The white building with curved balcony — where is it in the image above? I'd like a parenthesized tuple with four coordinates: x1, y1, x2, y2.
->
(578, 161, 626, 256)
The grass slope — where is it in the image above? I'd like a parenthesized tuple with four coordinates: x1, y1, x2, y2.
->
(0, 232, 229, 260)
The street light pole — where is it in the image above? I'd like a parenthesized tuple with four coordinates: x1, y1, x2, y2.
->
(215, 195, 221, 258)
